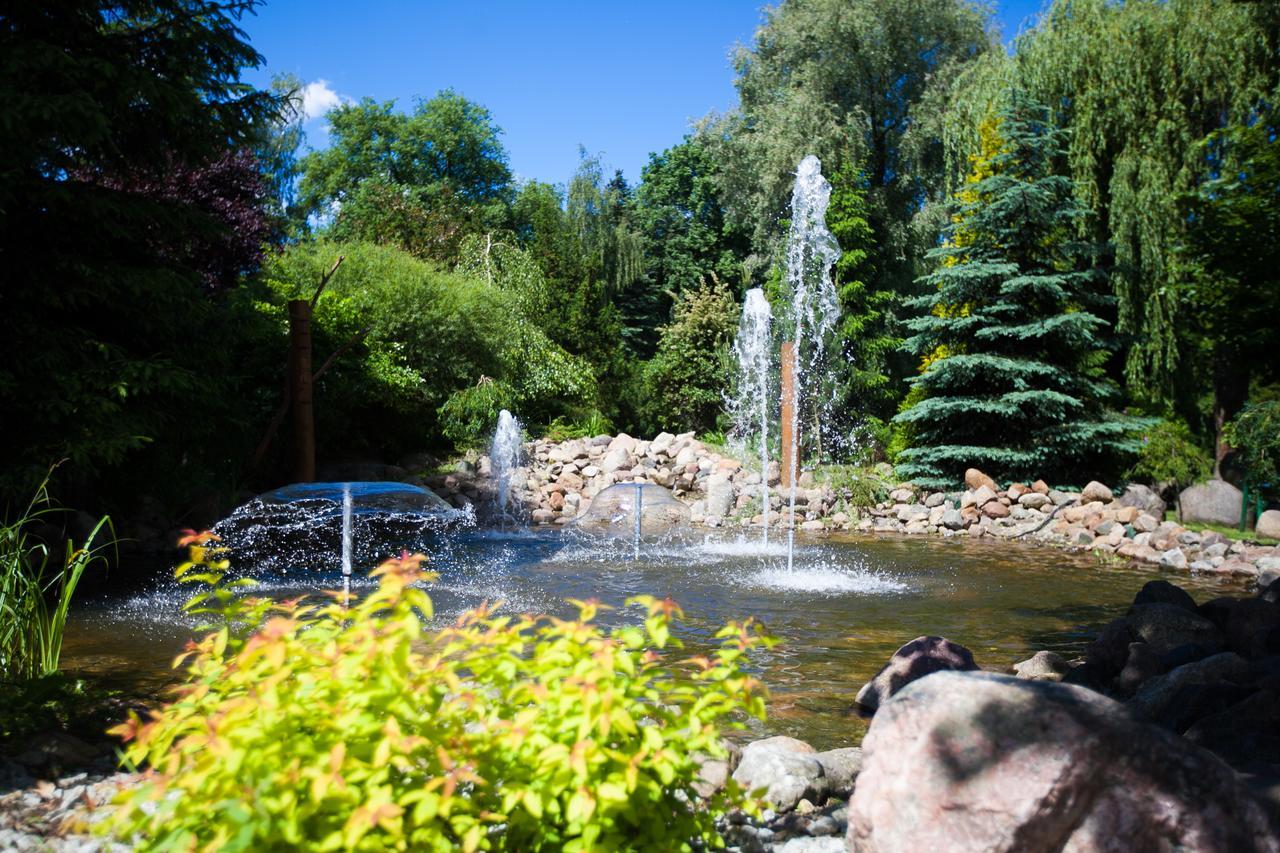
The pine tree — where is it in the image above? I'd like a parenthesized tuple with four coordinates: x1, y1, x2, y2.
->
(893, 93, 1138, 488)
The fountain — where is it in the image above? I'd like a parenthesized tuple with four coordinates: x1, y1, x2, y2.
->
(490, 409, 524, 527)
(781, 155, 842, 573)
(341, 484, 353, 603)
(728, 288, 774, 546)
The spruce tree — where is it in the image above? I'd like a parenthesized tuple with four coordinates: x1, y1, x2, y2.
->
(893, 93, 1138, 488)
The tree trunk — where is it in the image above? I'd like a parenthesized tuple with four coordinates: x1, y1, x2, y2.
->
(288, 299, 315, 483)
(1212, 343, 1249, 479)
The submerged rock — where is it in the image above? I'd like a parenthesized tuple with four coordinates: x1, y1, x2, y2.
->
(846, 671, 1278, 852)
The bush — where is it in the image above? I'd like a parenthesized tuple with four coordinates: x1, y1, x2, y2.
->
(1127, 418, 1213, 491)
(104, 537, 772, 851)
(257, 240, 595, 452)
(641, 280, 738, 436)
(1224, 400, 1280, 485)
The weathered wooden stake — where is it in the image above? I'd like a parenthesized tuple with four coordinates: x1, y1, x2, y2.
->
(780, 340, 797, 490)
(288, 299, 315, 483)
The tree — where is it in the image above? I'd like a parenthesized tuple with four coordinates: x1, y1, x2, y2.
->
(641, 280, 740, 435)
(0, 0, 282, 501)
(254, 73, 308, 239)
(702, 0, 992, 291)
(826, 158, 898, 428)
(297, 91, 513, 260)
(1179, 107, 1280, 473)
(942, 0, 1279, 405)
(894, 94, 1138, 488)
(626, 139, 749, 355)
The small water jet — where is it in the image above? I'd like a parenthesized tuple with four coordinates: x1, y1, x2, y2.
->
(781, 155, 842, 573)
(489, 409, 524, 527)
(728, 288, 775, 546)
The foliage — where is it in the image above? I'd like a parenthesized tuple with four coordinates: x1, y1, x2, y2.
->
(703, 0, 992, 284)
(1, 477, 111, 681)
(104, 539, 772, 851)
(943, 0, 1279, 402)
(1178, 106, 1280, 463)
(0, 0, 283, 501)
(625, 139, 750, 354)
(895, 93, 1139, 489)
(544, 411, 615, 443)
(1127, 419, 1214, 492)
(641, 280, 740, 435)
(1224, 401, 1280, 486)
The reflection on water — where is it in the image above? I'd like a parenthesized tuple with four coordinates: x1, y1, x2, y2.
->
(60, 530, 1247, 750)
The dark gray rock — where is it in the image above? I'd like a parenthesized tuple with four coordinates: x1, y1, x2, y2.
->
(1132, 579, 1197, 613)
(1124, 602, 1224, 658)
(854, 636, 978, 716)
(1011, 650, 1070, 682)
(1114, 641, 1161, 696)
(1125, 652, 1250, 723)
(847, 671, 1278, 852)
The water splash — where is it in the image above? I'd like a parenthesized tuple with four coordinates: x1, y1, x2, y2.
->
(341, 484, 353, 603)
(728, 288, 775, 546)
(783, 155, 841, 573)
(490, 409, 524, 527)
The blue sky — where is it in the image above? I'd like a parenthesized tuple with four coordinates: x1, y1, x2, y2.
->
(241, 1, 1047, 186)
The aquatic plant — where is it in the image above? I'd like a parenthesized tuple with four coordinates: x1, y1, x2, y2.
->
(105, 535, 773, 851)
(0, 477, 111, 681)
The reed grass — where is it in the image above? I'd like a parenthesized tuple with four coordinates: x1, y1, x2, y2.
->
(0, 477, 112, 681)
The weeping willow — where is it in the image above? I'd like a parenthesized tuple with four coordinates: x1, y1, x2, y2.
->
(940, 0, 1279, 401)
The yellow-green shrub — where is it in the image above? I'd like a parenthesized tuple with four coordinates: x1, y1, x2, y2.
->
(103, 535, 772, 851)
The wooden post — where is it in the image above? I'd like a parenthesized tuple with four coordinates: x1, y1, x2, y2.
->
(780, 340, 797, 490)
(288, 299, 315, 483)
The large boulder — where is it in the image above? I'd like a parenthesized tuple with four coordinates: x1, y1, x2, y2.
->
(1131, 579, 1198, 613)
(854, 636, 978, 716)
(1118, 483, 1167, 518)
(1259, 510, 1280, 540)
(1179, 479, 1244, 527)
(1081, 480, 1114, 504)
(1124, 602, 1224, 657)
(846, 671, 1278, 852)
(964, 468, 998, 492)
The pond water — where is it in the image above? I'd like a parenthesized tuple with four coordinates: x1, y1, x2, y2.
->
(60, 528, 1247, 750)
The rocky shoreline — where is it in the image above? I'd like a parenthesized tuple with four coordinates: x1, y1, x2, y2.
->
(427, 431, 1280, 582)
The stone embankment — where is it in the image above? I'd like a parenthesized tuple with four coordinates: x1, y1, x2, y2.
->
(430, 433, 1280, 582)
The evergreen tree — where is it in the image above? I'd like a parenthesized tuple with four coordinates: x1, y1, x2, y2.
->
(893, 94, 1138, 488)
(826, 159, 898, 431)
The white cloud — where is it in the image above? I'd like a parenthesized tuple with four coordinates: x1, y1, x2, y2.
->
(300, 79, 350, 122)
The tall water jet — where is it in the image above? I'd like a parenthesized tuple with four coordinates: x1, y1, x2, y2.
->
(341, 483, 353, 603)
(728, 288, 774, 545)
(782, 155, 841, 572)
(490, 409, 524, 527)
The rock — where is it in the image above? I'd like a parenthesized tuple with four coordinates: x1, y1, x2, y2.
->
(1179, 479, 1245, 527)
(1012, 650, 1069, 681)
(1114, 641, 1161, 696)
(1185, 688, 1280, 775)
(531, 508, 555, 524)
(941, 509, 964, 530)
(812, 747, 863, 798)
(895, 503, 929, 522)
(800, 520, 825, 532)
(1017, 492, 1051, 510)
(1118, 483, 1167, 518)
(732, 737, 827, 812)
(705, 475, 735, 519)
(1259, 510, 1280, 540)
(888, 487, 914, 503)
(1132, 512, 1158, 533)
(1126, 602, 1224, 658)
(600, 447, 631, 474)
(1031, 479, 1050, 494)
(971, 484, 997, 507)
(1159, 547, 1188, 569)
(854, 636, 978, 716)
(1047, 489, 1079, 506)
(1081, 480, 1114, 503)
(981, 500, 1010, 519)
(1126, 652, 1251, 723)
(1221, 598, 1280, 658)
(1132, 579, 1198, 613)
(965, 468, 998, 492)
(846, 671, 1277, 853)
(924, 492, 945, 508)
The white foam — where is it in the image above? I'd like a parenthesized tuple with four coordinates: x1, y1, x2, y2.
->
(694, 538, 791, 558)
(737, 565, 909, 595)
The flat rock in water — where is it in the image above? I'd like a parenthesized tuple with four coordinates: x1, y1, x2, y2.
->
(846, 671, 1278, 852)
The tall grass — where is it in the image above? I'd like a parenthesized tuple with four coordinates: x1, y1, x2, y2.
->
(0, 478, 112, 681)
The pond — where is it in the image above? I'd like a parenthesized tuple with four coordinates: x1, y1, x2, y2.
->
(60, 527, 1247, 750)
